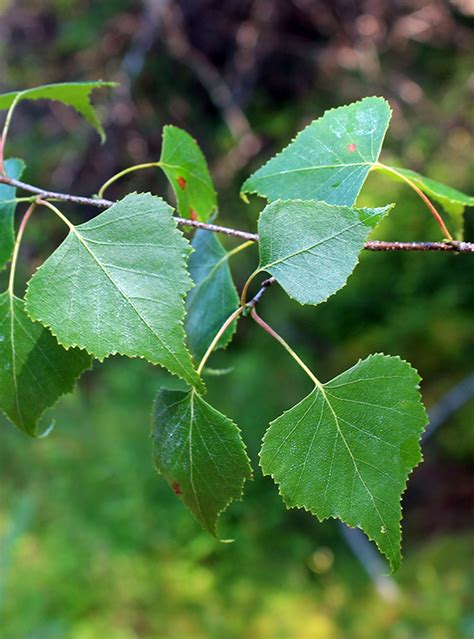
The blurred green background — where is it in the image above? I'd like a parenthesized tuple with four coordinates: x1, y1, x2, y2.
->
(0, 1, 473, 637)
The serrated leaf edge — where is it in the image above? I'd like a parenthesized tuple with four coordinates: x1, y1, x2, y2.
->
(259, 353, 428, 571)
(257, 200, 395, 308)
(0, 294, 92, 437)
(23, 192, 205, 393)
(241, 96, 393, 205)
(0, 81, 117, 142)
(152, 388, 252, 538)
(390, 167, 474, 207)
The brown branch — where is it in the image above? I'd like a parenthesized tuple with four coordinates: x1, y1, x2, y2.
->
(247, 277, 276, 308)
(0, 176, 113, 208)
(364, 240, 474, 253)
(1, 174, 473, 252)
(0, 174, 259, 241)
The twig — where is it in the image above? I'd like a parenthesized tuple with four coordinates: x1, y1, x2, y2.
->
(0, 176, 112, 208)
(246, 277, 276, 308)
(0, 174, 259, 241)
(365, 240, 474, 253)
(1, 174, 474, 252)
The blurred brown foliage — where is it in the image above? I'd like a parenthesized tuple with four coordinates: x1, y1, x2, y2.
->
(1, 0, 473, 197)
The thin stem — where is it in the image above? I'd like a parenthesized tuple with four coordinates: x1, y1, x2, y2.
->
(0, 174, 259, 241)
(197, 307, 244, 376)
(240, 269, 260, 307)
(0, 93, 23, 175)
(246, 277, 275, 308)
(374, 162, 453, 241)
(8, 201, 37, 295)
(0, 175, 114, 208)
(0, 175, 473, 251)
(225, 239, 255, 260)
(36, 198, 75, 231)
(97, 162, 161, 198)
(0, 196, 39, 205)
(251, 308, 323, 391)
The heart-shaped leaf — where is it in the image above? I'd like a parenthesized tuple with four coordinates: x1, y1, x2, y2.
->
(153, 389, 252, 536)
(25, 193, 203, 391)
(260, 354, 428, 571)
(256, 199, 392, 305)
(242, 97, 391, 206)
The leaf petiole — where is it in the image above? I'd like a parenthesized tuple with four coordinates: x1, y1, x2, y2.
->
(250, 307, 323, 392)
(225, 240, 255, 262)
(97, 162, 162, 199)
(240, 269, 260, 307)
(0, 92, 23, 175)
(8, 201, 37, 296)
(1, 196, 38, 206)
(374, 162, 453, 240)
(36, 198, 75, 230)
(197, 306, 244, 376)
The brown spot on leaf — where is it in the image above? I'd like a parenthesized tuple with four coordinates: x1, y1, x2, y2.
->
(189, 208, 198, 221)
(347, 143, 357, 153)
(171, 481, 182, 495)
(177, 176, 187, 190)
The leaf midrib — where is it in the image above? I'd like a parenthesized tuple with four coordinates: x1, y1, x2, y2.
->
(69, 225, 195, 382)
(161, 161, 213, 191)
(188, 390, 205, 525)
(319, 382, 395, 556)
(260, 218, 363, 271)
(253, 161, 373, 181)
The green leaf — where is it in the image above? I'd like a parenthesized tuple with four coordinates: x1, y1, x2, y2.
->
(160, 125, 217, 221)
(380, 166, 474, 240)
(242, 97, 391, 205)
(25, 193, 203, 391)
(0, 81, 116, 142)
(260, 354, 428, 571)
(152, 389, 252, 536)
(257, 200, 393, 305)
(0, 292, 91, 436)
(0, 158, 25, 270)
(186, 231, 239, 359)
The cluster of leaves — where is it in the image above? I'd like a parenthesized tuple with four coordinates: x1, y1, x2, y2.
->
(0, 83, 472, 571)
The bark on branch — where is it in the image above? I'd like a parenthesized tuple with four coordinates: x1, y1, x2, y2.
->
(1, 174, 473, 253)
